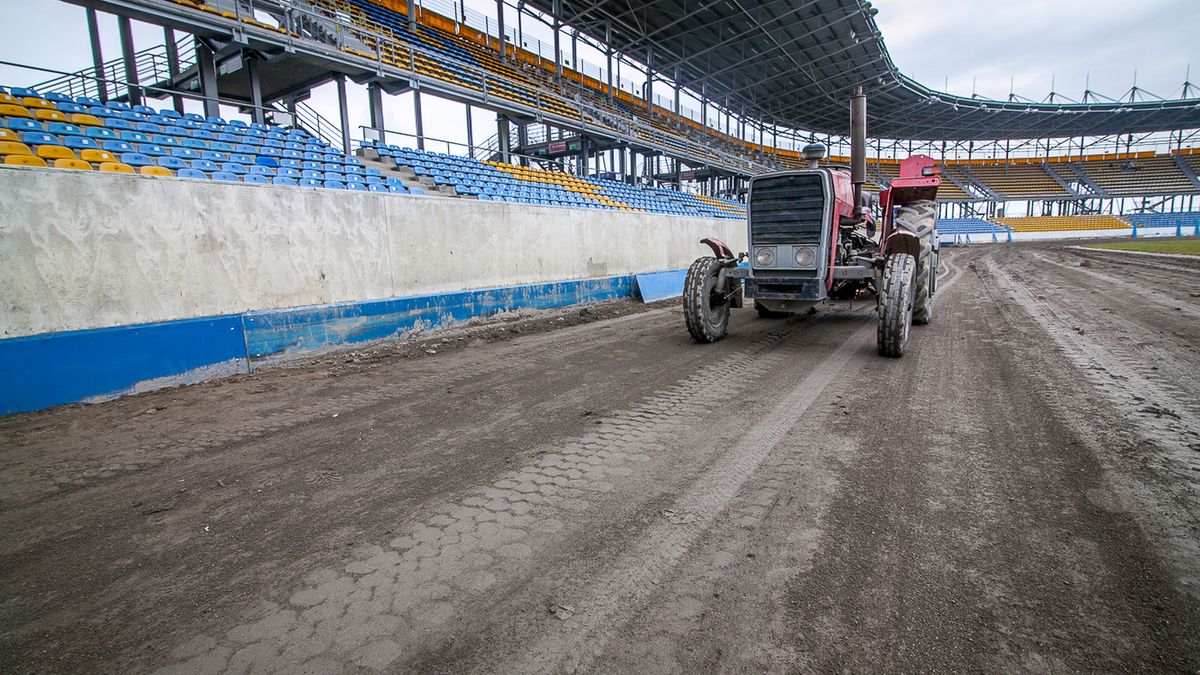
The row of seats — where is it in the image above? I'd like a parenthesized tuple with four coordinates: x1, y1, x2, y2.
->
(938, 218, 1009, 235)
(995, 215, 1127, 232)
(370, 142, 745, 218)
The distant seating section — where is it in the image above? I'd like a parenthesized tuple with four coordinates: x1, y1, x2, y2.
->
(938, 218, 1008, 236)
(0, 84, 744, 218)
(0, 85, 415, 193)
(1075, 156, 1196, 196)
(371, 142, 745, 219)
(952, 163, 1071, 199)
(1123, 211, 1200, 232)
(995, 215, 1127, 232)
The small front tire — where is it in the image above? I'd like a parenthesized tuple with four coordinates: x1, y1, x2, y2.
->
(683, 256, 731, 343)
(877, 253, 916, 357)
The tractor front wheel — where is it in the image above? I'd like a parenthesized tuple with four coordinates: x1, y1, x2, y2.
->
(895, 199, 938, 325)
(877, 253, 916, 357)
(684, 256, 731, 343)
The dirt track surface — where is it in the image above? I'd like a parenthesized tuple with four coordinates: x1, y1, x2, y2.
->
(2, 242, 1199, 673)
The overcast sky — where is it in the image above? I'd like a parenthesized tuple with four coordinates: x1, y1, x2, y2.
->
(0, 0, 1195, 152)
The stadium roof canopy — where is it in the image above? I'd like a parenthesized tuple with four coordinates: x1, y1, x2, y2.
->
(529, 0, 1200, 141)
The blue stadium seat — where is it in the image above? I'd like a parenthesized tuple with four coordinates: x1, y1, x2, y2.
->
(323, 179, 347, 190)
(191, 159, 219, 173)
(137, 144, 168, 157)
(211, 171, 239, 182)
(299, 178, 322, 188)
(101, 140, 134, 154)
(272, 176, 298, 186)
(346, 182, 369, 191)
(157, 156, 187, 170)
(8, 118, 43, 132)
(221, 162, 248, 175)
(46, 122, 82, 137)
(242, 174, 269, 185)
(63, 136, 98, 150)
(21, 132, 58, 146)
(151, 134, 181, 147)
(119, 152, 154, 167)
(84, 127, 116, 140)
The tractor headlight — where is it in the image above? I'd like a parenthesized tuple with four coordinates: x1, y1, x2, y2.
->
(755, 247, 776, 266)
(794, 247, 816, 267)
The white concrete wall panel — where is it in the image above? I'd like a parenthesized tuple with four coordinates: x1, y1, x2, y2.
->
(0, 168, 746, 338)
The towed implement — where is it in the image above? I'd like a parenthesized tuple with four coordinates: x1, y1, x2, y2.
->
(683, 87, 941, 357)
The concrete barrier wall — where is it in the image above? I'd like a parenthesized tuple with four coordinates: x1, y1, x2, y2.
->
(1, 169, 745, 339)
(0, 168, 746, 413)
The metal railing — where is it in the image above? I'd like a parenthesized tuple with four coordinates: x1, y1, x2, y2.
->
(30, 33, 195, 101)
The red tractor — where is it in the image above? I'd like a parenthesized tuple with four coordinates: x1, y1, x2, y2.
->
(683, 87, 941, 357)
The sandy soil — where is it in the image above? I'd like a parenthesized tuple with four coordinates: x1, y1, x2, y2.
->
(1, 243, 1198, 673)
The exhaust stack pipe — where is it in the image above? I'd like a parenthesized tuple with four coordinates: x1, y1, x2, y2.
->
(850, 85, 867, 217)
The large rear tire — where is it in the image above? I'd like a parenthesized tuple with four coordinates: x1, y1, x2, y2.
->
(877, 253, 916, 357)
(684, 256, 731, 343)
(896, 199, 937, 325)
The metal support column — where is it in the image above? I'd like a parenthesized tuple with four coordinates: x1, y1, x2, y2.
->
(336, 74, 352, 155)
(517, 123, 528, 166)
(552, 0, 561, 79)
(367, 82, 385, 132)
(163, 28, 185, 112)
(497, 115, 511, 163)
(246, 53, 265, 124)
(195, 39, 220, 118)
(413, 88, 425, 150)
(496, 0, 506, 63)
(465, 104, 474, 157)
(117, 15, 141, 107)
(86, 9, 107, 102)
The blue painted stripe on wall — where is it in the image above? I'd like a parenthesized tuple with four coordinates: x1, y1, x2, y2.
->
(633, 269, 688, 302)
(243, 275, 635, 362)
(0, 272, 655, 415)
(0, 315, 248, 416)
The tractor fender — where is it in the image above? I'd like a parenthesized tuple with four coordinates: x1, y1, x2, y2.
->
(884, 231, 921, 259)
(700, 237, 735, 260)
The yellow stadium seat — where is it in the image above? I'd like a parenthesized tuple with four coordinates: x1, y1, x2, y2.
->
(71, 113, 103, 127)
(36, 145, 75, 160)
(0, 103, 32, 118)
(0, 140, 30, 155)
(139, 165, 173, 177)
(5, 154, 47, 167)
(0, 128, 16, 142)
(98, 161, 134, 173)
(34, 109, 68, 122)
(21, 97, 55, 110)
(79, 148, 116, 163)
(0, 93, 15, 104)
(53, 158, 92, 171)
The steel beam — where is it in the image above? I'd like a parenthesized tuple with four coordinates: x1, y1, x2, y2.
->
(117, 15, 141, 106)
(86, 8, 107, 102)
(194, 38, 220, 118)
(336, 74, 352, 155)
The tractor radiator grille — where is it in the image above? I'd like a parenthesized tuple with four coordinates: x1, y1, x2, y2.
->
(749, 174, 826, 245)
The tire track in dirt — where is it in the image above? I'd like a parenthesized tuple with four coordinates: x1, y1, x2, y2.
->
(1026, 250, 1200, 319)
(984, 256, 1200, 480)
(500, 256, 969, 673)
(4, 309, 674, 507)
(153, 313, 831, 673)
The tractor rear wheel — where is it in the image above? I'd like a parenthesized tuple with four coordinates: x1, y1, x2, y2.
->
(877, 253, 916, 357)
(684, 256, 731, 343)
(895, 199, 937, 325)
